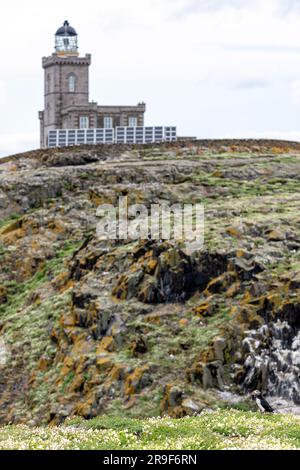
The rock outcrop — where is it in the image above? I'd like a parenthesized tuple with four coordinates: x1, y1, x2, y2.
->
(1, 139, 300, 423)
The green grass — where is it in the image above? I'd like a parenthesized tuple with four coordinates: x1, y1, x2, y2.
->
(0, 410, 299, 450)
(0, 239, 82, 420)
(102, 390, 164, 420)
(188, 170, 300, 200)
(0, 213, 21, 230)
(0, 239, 81, 328)
(118, 303, 230, 384)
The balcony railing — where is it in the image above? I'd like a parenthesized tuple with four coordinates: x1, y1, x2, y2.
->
(48, 126, 177, 148)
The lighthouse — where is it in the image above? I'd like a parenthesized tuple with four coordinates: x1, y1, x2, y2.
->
(39, 20, 146, 148)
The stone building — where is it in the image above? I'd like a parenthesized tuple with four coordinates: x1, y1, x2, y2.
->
(39, 21, 146, 148)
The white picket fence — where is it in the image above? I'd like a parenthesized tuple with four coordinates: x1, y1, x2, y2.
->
(48, 126, 177, 148)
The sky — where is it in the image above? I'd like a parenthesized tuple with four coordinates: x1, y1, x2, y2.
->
(2, 0, 300, 156)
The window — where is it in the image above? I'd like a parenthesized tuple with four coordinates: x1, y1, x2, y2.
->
(68, 75, 76, 93)
(104, 117, 113, 129)
(47, 103, 51, 120)
(79, 116, 89, 129)
(47, 74, 51, 93)
(56, 34, 78, 53)
(128, 117, 137, 127)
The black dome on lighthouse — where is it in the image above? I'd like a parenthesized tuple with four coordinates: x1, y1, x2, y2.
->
(56, 21, 77, 37)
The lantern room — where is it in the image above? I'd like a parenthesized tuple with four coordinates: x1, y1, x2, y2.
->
(55, 20, 78, 56)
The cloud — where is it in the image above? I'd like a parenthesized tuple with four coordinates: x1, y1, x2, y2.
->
(173, 0, 300, 18)
(276, 0, 300, 15)
(290, 79, 300, 104)
(0, 81, 6, 105)
(232, 79, 271, 90)
(224, 44, 300, 53)
(173, 0, 257, 17)
(0, 132, 38, 159)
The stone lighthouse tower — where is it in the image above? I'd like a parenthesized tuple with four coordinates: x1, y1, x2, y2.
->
(39, 21, 92, 147)
(39, 21, 146, 148)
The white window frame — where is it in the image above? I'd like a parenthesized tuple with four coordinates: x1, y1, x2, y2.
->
(79, 116, 89, 129)
(128, 116, 138, 127)
(104, 116, 113, 129)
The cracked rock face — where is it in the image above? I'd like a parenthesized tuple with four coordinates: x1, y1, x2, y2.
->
(1, 139, 300, 424)
(240, 321, 300, 404)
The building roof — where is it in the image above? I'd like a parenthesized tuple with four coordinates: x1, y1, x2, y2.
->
(56, 21, 77, 37)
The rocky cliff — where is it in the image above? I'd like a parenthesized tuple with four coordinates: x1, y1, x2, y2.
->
(0, 140, 300, 425)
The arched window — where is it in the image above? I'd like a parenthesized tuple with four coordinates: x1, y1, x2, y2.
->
(68, 75, 76, 93)
(47, 74, 50, 93)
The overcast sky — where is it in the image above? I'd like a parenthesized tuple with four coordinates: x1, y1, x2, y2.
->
(1, 0, 300, 156)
